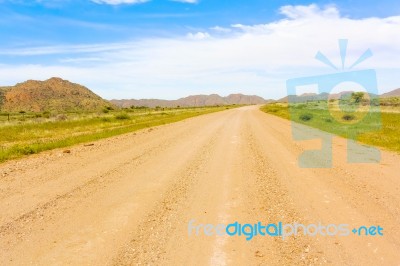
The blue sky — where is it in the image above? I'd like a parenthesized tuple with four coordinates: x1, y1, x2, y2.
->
(1, 0, 400, 46)
(0, 0, 400, 99)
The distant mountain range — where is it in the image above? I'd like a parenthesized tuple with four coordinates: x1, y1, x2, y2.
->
(0, 77, 398, 112)
(0, 78, 271, 112)
(381, 88, 400, 98)
(277, 88, 400, 103)
(111, 94, 270, 108)
(0, 78, 112, 112)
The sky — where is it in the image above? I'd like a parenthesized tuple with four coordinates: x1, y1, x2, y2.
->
(0, 0, 399, 100)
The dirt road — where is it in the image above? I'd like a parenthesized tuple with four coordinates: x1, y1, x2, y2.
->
(1, 106, 399, 265)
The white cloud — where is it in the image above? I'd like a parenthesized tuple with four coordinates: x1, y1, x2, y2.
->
(91, 0, 149, 5)
(279, 4, 339, 19)
(1, 4, 400, 100)
(171, 0, 198, 3)
(210, 26, 232, 33)
(186, 32, 210, 40)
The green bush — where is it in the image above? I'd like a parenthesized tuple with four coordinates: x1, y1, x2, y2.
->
(115, 113, 130, 120)
(342, 114, 355, 121)
(18, 145, 37, 155)
(43, 111, 51, 118)
(299, 113, 313, 121)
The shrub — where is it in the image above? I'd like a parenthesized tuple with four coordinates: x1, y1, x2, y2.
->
(115, 113, 130, 120)
(56, 114, 68, 121)
(299, 113, 313, 121)
(342, 114, 355, 121)
(43, 111, 51, 118)
(19, 146, 36, 155)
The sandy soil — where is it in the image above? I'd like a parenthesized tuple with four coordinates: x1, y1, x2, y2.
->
(0, 106, 399, 265)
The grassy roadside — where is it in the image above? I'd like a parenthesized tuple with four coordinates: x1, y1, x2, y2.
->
(260, 102, 400, 153)
(0, 105, 239, 163)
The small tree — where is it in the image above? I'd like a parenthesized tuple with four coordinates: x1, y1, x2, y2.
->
(351, 92, 364, 103)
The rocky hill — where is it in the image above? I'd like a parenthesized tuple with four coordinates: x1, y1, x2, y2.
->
(111, 93, 269, 108)
(381, 88, 400, 98)
(0, 78, 113, 112)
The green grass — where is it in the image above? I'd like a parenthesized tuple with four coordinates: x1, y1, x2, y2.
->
(260, 101, 400, 153)
(0, 105, 239, 163)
